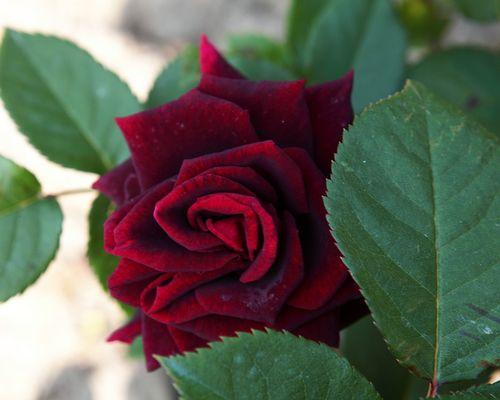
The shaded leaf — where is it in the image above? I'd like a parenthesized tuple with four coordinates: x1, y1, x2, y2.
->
(159, 329, 382, 400)
(326, 81, 500, 385)
(342, 316, 427, 400)
(0, 30, 139, 173)
(0, 155, 62, 301)
(87, 194, 118, 289)
(453, 0, 500, 22)
(432, 382, 500, 399)
(226, 34, 296, 81)
(146, 44, 200, 108)
(304, 0, 407, 112)
(409, 47, 500, 135)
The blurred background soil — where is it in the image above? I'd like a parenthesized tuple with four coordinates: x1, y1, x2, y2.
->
(0, 1, 498, 399)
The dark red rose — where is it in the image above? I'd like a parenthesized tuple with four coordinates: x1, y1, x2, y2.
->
(94, 35, 367, 371)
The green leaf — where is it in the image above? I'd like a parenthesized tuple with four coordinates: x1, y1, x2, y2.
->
(453, 0, 500, 22)
(433, 382, 500, 399)
(342, 316, 427, 400)
(87, 194, 133, 315)
(408, 47, 500, 135)
(326, 81, 500, 385)
(0, 155, 63, 301)
(0, 30, 140, 173)
(87, 194, 118, 289)
(304, 0, 407, 112)
(286, 0, 330, 70)
(159, 329, 382, 400)
(146, 44, 200, 108)
(226, 34, 296, 81)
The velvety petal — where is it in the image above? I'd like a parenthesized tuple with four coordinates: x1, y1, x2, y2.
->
(199, 74, 314, 153)
(200, 34, 244, 79)
(285, 148, 348, 310)
(107, 178, 236, 272)
(168, 326, 208, 353)
(188, 194, 260, 258)
(108, 258, 162, 307)
(176, 315, 264, 342)
(275, 279, 361, 331)
(190, 166, 279, 204)
(292, 309, 340, 347)
(142, 259, 245, 319)
(195, 212, 303, 324)
(107, 313, 141, 344)
(177, 141, 308, 214)
(116, 89, 258, 189)
(142, 314, 178, 371)
(154, 174, 254, 252)
(92, 159, 139, 206)
(155, 292, 210, 324)
(305, 71, 354, 175)
(180, 192, 279, 282)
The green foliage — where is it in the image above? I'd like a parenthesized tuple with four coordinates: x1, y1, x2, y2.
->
(432, 382, 500, 399)
(146, 44, 200, 108)
(326, 81, 499, 385)
(226, 34, 295, 81)
(0, 155, 62, 301)
(87, 194, 133, 316)
(453, 0, 500, 22)
(159, 329, 382, 400)
(0, 30, 140, 173)
(342, 316, 427, 399)
(288, 0, 406, 112)
(87, 194, 118, 289)
(409, 47, 500, 135)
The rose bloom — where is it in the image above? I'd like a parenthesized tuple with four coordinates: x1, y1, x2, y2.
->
(94, 36, 367, 370)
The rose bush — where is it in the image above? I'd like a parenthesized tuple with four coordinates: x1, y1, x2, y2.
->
(94, 36, 367, 370)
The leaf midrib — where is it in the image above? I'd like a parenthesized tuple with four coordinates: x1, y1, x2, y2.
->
(11, 33, 112, 171)
(422, 100, 442, 387)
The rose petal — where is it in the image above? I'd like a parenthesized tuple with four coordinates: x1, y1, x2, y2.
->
(177, 141, 308, 214)
(199, 34, 244, 79)
(168, 326, 208, 353)
(108, 179, 236, 272)
(285, 148, 348, 310)
(292, 309, 340, 347)
(199, 74, 314, 153)
(305, 70, 354, 175)
(108, 258, 162, 307)
(154, 174, 256, 252)
(116, 89, 258, 189)
(142, 314, 178, 371)
(195, 212, 303, 323)
(92, 159, 140, 206)
(107, 313, 141, 344)
(156, 292, 210, 324)
(141, 259, 245, 318)
(176, 315, 264, 341)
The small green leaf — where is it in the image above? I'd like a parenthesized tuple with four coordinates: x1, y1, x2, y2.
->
(146, 44, 200, 108)
(342, 316, 427, 400)
(87, 194, 133, 315)
(159, 329, 382, 400)
(226, 34, 296, 81)
(0, 30, 140, 173)
(0, 155, 62, 301)
(304, 0, 407, 112)
(286, 0, 330, 71)
(432, 382, 500, 399)
(87, 194, 118, 289)
(409, 47, 500, 135)
(326, 81, 499, 385)
(453, 0, 500, 22)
